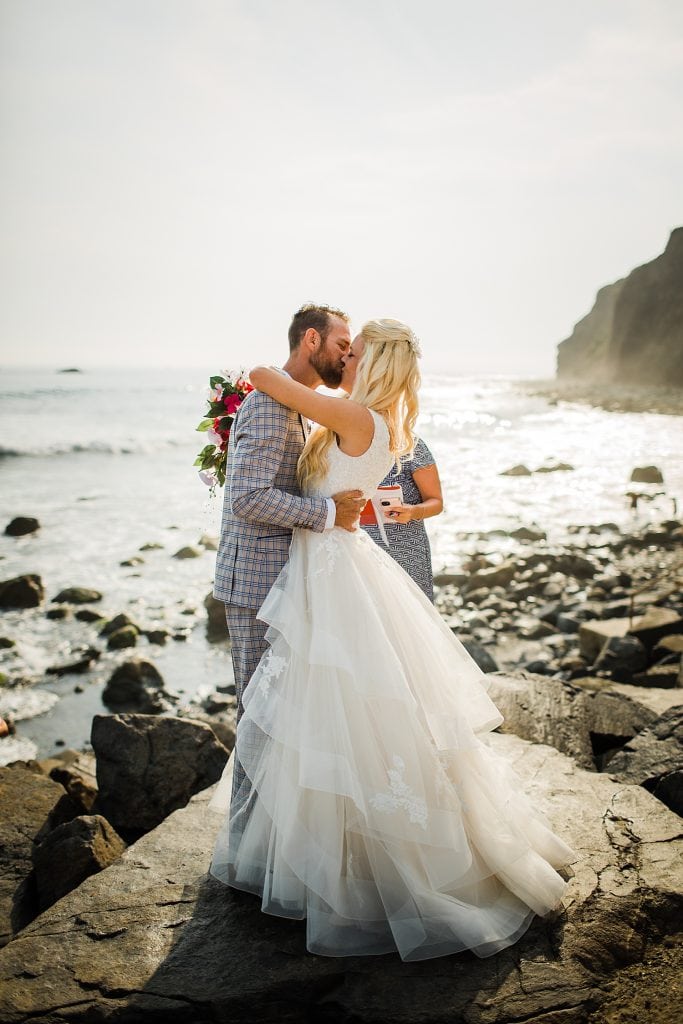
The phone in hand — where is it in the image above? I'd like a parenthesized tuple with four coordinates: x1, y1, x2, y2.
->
(377, 485, 404, 517)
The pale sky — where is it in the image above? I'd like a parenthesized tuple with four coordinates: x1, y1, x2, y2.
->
(1, 0, 682, 375)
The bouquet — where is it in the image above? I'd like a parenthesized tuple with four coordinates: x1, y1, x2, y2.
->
(194, 372, 254, 493)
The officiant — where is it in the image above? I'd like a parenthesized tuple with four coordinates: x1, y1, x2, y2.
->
(360, 436, 443, 601)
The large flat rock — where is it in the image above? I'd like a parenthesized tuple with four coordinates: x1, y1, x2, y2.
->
(0, 735, 681, 1024)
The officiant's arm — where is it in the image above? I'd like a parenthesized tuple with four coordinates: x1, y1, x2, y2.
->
(249, 366, 373, 442)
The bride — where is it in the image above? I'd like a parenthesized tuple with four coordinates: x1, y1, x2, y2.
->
(208, 319, 576, 961)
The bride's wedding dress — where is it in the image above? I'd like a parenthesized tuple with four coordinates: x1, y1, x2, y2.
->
(208, 410, 576, 961)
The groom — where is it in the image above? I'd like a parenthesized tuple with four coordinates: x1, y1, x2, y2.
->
(214, 303, 364, 828)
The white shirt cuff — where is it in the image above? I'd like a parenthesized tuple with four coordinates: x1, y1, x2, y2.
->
(324, 498, 336, 530)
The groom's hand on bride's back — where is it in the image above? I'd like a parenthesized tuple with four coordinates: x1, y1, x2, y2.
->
(332, 490, 365, 532)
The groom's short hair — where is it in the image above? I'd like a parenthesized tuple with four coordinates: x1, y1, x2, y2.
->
(288, 304, 349, 352)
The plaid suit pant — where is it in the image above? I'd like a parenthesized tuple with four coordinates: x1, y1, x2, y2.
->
(225, 604, 270, 837)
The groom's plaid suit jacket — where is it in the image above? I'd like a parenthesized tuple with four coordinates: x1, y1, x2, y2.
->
(213, 390, 329, 610)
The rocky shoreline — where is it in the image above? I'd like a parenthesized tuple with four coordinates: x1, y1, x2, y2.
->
(519, 377, 683, 417)
(1, 499, 682, 1022)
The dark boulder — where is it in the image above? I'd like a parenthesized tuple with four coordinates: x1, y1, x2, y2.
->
(102, 659, 171, 713)
(32, 814, 126, 911)
(0, 575, 44, 609)
(4, 517, 39, 537)
(91, 713, 229, 835)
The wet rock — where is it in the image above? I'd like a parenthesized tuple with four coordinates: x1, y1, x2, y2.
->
(53, 587, 102, 605)
(521, 657, 555, 675)
(465, 560, 517, 591)
(459, 640, 499, 673)
(142, 627, 170, 645)
(433, 571, 468, 587)
(90, 713, 229, 835)
(0, 764, 79, 947)
(0, 574, 44, 609)
(45, 605, 69, 620)
(100, 612, 137, 637)
(107, 625, 139, 650)
(205, 591, 227, 642)
(509, 525, 547, 541)
(1, 736, 681, 1024)
(630, 465, 664, 484)
(500, 463, 532, 476)
(0, 638, 15, 650)
(198, 534, 219, 551)
(32, 814, 126, 911)
(607, 707, 683, 815)
(102, 659, 171, 713)
(120, 555, 145, 567)
(533, 462, 574, 473)
(74, 607, 103, 623)
(173, 545, 203, 560)
(4, 517, 40, 537)
(46, 647, 100, 676)
(592, 635, 649, 683)
(139, 541, 164, 551)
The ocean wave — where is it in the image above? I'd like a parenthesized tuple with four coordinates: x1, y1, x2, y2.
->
(0, 438, 191, 458)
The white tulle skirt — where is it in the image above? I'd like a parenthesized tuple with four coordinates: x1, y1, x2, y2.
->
(208, 527, 576, 961)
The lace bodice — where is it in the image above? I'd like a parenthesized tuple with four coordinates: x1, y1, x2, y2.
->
(306, 409, 395, 501)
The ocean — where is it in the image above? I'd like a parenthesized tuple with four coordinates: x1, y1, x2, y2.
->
(1, 366, 682, 759)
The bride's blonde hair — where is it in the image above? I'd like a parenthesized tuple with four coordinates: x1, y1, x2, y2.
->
(297, 318, 421, 492)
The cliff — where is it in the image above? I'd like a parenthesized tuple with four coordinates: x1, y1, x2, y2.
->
(557, 227, 683, 386)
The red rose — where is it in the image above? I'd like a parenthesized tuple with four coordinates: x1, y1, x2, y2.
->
(223, 393, 242, 414)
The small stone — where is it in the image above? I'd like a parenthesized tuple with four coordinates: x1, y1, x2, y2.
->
(139, 542, 164, 551)
(0, 637, 15, 649)
(46, 647, 100, 676)
(630, 465, 664, 484)
(143, 629, 169, 646)
(4, 516, 40, 537)
(533, 462, 574, 473)
(100, 613, 136, 637)
(500, 464, 532, 476)
(509, 526, 547, 541)
(46, 606, 70, 620)
(74, 608, 103, 623)
(198, 534, 219, 551)
(53, 587, 102, 605)
(107, 626, 138, 651)
(120, 556, 145, 567)
(173, 546, 202, 560)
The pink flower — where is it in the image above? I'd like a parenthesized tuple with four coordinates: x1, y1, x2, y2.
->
(206, 426, 223, 446)
(223, 393, 242, 414)
(208, 383, 224, 402)
(199, 469, 218, 488)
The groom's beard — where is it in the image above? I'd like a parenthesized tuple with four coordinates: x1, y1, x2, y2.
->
(310, 344, 344, 388)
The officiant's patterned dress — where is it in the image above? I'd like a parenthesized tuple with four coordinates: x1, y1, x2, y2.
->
(361, 437, 436, 601)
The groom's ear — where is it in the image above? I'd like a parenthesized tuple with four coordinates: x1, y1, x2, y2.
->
(302, 327, 322, 352)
